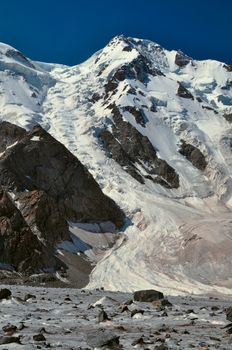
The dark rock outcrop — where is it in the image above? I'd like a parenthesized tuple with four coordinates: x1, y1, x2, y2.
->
(202, 105, 218, 113)
(177, 83, 194, 100)
(179, 140, 207, 170)
(0, 187, 61, 274)
(133, 289, 164, 302)
(0, 124, 125, 227)
(221, 80, 232, 90)
(223, 64, 232, 72)
(15, 190, 70, 245)
(0, 122, 125, 276)
(223, 113, 232, 123)
(103, 53, 163, 99)
(123, 105, 147, 127)
(175, 51, 192, 67)
(6, 48, 35, 69)
(110, 54, 163, 84)
(122, 45, 133, 52)
(101, 104, 179, 188)
(0, 121, 26, 153)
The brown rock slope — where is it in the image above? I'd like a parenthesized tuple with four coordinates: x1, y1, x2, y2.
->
(0, 122, 125, 275)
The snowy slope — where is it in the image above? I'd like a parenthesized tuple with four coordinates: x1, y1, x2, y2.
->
(0, 36, 232, 295)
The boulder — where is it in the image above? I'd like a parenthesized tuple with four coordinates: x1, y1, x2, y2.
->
(33, 334, 46, 342)
(133, 289, 164, 302)
(0, 288, 11, 300)
(0, 336, 21, 345)
(86, 329, 120, 348)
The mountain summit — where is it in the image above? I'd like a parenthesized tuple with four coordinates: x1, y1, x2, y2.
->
(0, 36, 232, 294)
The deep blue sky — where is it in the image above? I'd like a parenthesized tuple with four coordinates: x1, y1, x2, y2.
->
(0, 0, 231, 65)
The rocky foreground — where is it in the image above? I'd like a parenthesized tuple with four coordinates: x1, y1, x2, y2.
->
(0, 286, 232, 349)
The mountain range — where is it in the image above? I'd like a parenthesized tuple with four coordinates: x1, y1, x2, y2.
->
(0, 35, 232, 295)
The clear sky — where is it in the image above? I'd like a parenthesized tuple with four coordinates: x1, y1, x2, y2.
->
(0, 0, 231, 66)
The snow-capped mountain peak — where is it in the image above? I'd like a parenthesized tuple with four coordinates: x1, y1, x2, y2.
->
(0, 37, 232, 295)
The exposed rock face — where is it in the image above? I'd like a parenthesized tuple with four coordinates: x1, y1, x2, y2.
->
(0, 124, 125, 226)
(113, 54, 163, 84)
(0, 122, 125, 276)
(0, 121, 26, 153)
(103, 53, 164, 99)
(0, 187, 59, 274)
(101, 104, 179, 188)
(179, 141, 207, 171)
(177, 83, 194, 100)
(15, 190, 70, 245)
(123, 105, 147, 127)
(5, 48, 35, 69)
(223, 113, 232, 123)
(175, 51, 192, 67)
(224, 64, 232, 72)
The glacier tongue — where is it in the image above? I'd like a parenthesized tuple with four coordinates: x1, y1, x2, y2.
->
(0, 36, 232, 294)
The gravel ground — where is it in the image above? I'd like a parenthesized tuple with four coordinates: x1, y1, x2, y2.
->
(0, 285, 232, 349)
